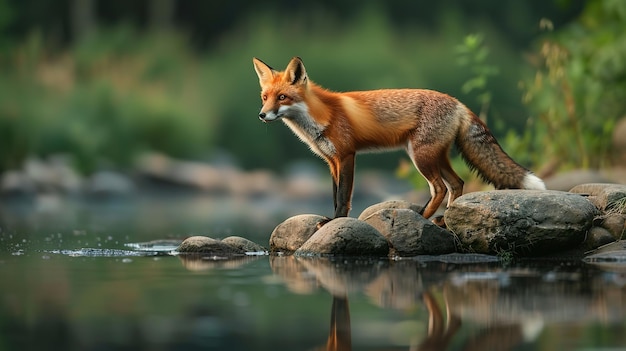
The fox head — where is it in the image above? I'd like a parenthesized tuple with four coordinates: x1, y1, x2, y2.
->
(253, 57, 309, 123)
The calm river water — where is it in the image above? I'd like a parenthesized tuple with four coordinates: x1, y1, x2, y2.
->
(1, 194, 625, 350)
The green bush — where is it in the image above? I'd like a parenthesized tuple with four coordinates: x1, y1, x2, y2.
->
(515, 0, 626, 172)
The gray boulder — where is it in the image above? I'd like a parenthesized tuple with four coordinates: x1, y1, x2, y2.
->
(445, 190, 598, 256)
(362, 208, 456, 256)
(295, 217, 389, 257)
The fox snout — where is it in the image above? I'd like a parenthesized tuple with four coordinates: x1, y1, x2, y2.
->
(258, 109, 280, 122)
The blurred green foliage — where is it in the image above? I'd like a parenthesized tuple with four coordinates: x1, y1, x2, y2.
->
(192, 6, 532, 171)
(0, 0, 619, 177)
(0, 27, 217, 173)
(455, 34, 500, 122)
(512, 0, 626, 173)
(0, 5, 533, 174)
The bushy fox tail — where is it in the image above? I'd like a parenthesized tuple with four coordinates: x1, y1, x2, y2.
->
(456, 111, 545, 190)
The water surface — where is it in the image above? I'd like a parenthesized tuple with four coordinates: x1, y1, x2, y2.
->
(1, 195, 625, 350)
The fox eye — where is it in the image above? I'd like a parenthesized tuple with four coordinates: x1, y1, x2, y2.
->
(262, 94, 268, 101)
(278, 94, 287, 101)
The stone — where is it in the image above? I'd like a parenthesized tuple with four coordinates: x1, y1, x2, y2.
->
(598, 214, 626, 239)
(295, 217, 389, 257)
(584, 227, 617, 251)
(362, 208, 456, 256)
(269, 214, 329, 254)
(222, 236, 267, 253)
(177, 236, 246, 255)
(584, 240, 626, 270)
(569, 183, 626, 212)
(358, 200, 424, 220)
(445, 190, 598, 256)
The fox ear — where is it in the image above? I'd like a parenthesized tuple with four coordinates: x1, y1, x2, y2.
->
(285, 57, 308, 86)
(253, 58, 276, 85)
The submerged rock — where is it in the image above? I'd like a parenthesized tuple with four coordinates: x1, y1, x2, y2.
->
(445, 190, 598, 255)
(222, 236, 267, 253)
(584, 240, 626, 271)
(177, 236, 246, 256)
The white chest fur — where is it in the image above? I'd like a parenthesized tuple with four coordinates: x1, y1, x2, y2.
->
(280, 102, 336, 158)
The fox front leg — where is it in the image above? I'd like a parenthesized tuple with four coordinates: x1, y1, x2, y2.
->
(317, 154, 355, 229)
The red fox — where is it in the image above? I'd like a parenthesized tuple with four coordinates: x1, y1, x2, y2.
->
(253, 57, 545, 224)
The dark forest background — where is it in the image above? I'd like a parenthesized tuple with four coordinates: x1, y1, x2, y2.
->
(0, 0, 623, 177)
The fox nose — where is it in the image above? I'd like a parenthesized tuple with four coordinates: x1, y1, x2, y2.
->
(259, 112, 266, 120)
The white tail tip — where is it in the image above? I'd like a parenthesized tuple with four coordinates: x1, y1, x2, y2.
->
(523, 173, 546, 190)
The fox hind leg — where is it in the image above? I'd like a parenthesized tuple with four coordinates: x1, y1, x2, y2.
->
(439, 155, 464, 208)
(434, 155, 464, 226)
(407, 144, 448, 220)
(407, 141, 462, 225)
(416, 166, 447, 222)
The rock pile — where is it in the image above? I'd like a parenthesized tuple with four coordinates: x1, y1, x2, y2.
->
(266, 183, 625, 258)
(177, 183, 625, 259)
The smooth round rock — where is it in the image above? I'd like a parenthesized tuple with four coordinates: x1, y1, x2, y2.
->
(177, 236, 246, 255)
(222, 236, 267, 253)
(363, 208, 456, 256)
(269, 214, 329, 254)
(358, 200, 423, 221)
(295, 217, 389, 257)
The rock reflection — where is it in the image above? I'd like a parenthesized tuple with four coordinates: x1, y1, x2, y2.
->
(177, 254, 262, 271)
(270, 257, 626, 350)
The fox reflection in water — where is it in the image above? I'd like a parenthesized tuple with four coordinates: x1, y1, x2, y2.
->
(317, 291, 530, 351)
(268, 256, 543, 351)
